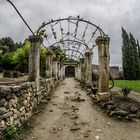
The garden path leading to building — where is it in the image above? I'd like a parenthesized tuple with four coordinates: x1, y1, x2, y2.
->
(22, 78, 140, 140)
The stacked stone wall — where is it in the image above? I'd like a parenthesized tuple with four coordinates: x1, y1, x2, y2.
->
(0, 77, 59, 136)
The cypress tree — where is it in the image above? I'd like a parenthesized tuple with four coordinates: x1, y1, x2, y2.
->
(137, 40, 140, 62)
(137, 40, 140, 79)
(122, 28, 132, 79)
(129, 33, 140, 79)
(122, 27, 140, 80)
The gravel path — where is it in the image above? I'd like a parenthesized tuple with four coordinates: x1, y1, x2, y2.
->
(23, 78, 140, 140)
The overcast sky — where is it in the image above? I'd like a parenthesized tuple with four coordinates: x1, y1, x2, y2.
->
(0, 0, 140, 67)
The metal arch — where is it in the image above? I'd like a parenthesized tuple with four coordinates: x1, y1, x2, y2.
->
(64, 48, 84, 57)
(36, 16, 106, 36)
(49, 46, 84, 57)
(65, 54, 79, 60)
(37, 16, 106, 53)
(49, 39, 89, 50)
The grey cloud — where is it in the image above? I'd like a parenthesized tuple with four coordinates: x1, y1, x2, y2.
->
(0, 0, 140, 67)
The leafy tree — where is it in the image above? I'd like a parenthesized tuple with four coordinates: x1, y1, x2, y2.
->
(137, 40, 140, 62)
(0, 37, 21, 52)
(122, 28, 140, 80)
(122, 28, 132, 79)
(40, 47, 46, 77)
(12, 40, 30, 73)
(1, 52, 15, 70)
(129, 33, 140, 79)
(50, 46, 66, 62)
(12, 40, 46, 75)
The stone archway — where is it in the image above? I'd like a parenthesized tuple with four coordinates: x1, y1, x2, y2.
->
(65, 66, 75, 77)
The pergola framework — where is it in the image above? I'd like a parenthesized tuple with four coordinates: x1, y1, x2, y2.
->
(36, 16, 104, 58)
(28, 16, 111, 101)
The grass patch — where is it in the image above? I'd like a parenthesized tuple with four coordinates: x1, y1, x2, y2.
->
(111, 80, 140, 93)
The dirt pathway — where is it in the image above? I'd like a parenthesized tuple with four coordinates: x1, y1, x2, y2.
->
(23, 78, 140, 140)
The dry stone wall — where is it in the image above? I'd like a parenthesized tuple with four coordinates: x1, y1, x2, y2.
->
(0, 77, 59, 135)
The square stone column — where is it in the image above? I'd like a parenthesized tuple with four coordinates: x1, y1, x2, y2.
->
(57, 62, 61, 80)
(60, 64, 65, 79)
(77, 62, 81, 80)
(28, 35, 43, 91)
(75, 64, 78, 79)
(61, 65, 65, 79)
(84, 51, 93, 86)
(52, 60, 58, 78)
(80, 58, 85, 82)
(46, 52, 53, 78)
(96, 36, 110, 101)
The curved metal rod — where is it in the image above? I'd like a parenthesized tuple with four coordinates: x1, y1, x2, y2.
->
(64, 48, 84, 57)
(49, 39, 89, 50)
(36, 17, 106, 36)
(6, 0, 34, 35)
(49, 45, 84, 57)
(66, 54, 79, 59)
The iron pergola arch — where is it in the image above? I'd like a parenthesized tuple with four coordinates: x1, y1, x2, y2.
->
(37, 16, 106, 36)
(36, 16, 107, 61)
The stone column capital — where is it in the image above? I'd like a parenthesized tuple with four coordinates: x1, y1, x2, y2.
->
(29, 35, 43, 43)
(96, 36, 110, 45)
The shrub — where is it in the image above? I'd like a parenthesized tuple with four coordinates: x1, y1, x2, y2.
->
(121, 87, 132, 98)
(3, 125, 21, 140)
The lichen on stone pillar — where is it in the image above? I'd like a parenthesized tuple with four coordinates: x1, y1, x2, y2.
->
(52, 60, 58, 78)
(84, 51, 93, 86)
(96, 36, 110, 101)
(80, 58, 85, 83)
(28, 35, 43, 91)
(46, 51, 54, 78)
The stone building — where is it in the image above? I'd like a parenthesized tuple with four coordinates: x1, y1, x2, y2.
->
(93, 65, 120, 79)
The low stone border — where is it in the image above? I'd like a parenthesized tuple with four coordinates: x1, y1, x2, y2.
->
(0, 77, 60, 138)
(91, 94, 140, 121)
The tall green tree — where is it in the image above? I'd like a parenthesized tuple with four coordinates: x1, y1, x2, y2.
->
(0, 37, 22, 52)
(122, 27, 140, 80)
(129, 33, 140, 79)
(12, 40, 30, 73)
(137, 40, 140, 62)
(122, 27, 132, 79)
(12, 40, 46, 75)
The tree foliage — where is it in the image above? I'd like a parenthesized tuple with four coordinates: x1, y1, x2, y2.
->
(122, 27, 140, 80)
(12, 40, 30, 73)
(0, 37, 22, 52)
(12, 40, 46, 76)
(50, 46, 67, 62)
(1, 52, 15, 70)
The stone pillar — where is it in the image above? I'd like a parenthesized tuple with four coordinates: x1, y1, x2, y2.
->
(52, 60, 58, 78)
(84, 51, 93, 86)
(96, 36, 110, 101)
(28, 35, 43, 91)
(61, 65, 65, 79)
(80, 58, 85, 82)
(46, 52, 53, 78)
(75, 64, 78, 79)
(60, 64, 65, 79)
(77, 62, 81, 80)
(57, 62, 61, 80)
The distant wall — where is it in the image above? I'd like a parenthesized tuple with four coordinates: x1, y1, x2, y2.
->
(93, 65, 120, 79)
(0, 77, 59, 136)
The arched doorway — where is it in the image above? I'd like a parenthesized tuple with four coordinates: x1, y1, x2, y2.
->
(65, 66, 75, 77)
